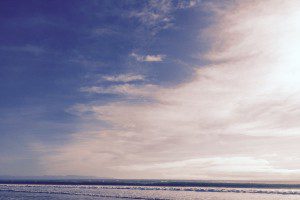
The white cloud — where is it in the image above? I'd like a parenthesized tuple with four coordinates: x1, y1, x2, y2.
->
(130, 53, 144, 62)
(80, 84, 158, 97)
(144, 55, 165, 62)
(176, 0, 201, 9)
(128, 0, 201, 34)
(102, 74, 144, 82)
(131, 53, 165, 62)
(115, 156, 300, 180)
(129, 0, 173, 33)
(34, 0, 300, 179)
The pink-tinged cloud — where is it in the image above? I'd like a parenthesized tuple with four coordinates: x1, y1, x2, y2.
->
(33, 0, 300, 179)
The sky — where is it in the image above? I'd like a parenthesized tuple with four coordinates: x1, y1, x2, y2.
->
(1, 0, 300, 180)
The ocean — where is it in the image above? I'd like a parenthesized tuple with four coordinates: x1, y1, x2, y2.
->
(0, 180, 300, 199)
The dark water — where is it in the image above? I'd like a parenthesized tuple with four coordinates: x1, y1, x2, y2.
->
(0, 180, 300, 199)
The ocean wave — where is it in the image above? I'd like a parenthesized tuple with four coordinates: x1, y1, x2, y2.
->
(87, 185, 300, 195)
(1, 184, 300, 196)
(0, 187, 167, 200)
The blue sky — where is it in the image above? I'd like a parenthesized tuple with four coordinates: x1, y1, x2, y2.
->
(1, 0, 300, 180)
(0, 1, 203, 138)
(0, 0, 208, 175)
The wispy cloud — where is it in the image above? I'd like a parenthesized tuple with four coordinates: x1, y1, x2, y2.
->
(80, 84, 157, 98)
(129, 0, 173, 33)
(128, 0, 201, 34)
(144, 55, 165, 62)
(131, 53, 165, 62)
(102, 74, 144, 82)
(33, 0, 300, 179)
(176, 0, 201, 9)
(115, 156, 300, 180)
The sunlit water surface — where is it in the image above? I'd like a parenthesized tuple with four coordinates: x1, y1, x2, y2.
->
(1, 184, 300, 199)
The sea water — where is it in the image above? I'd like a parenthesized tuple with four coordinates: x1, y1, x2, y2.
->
(1, 183, 300, 199)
